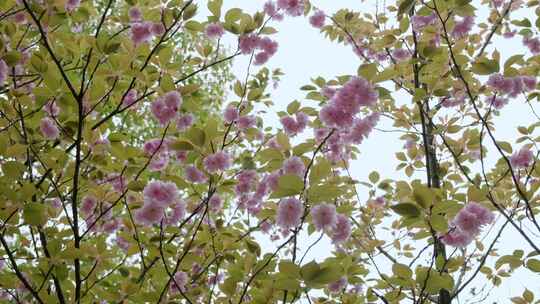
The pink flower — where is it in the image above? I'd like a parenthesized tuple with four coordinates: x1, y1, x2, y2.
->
(309, 10, 325, 28)
(259, 37, 278, 55)
(492, 0, 504, 7)
(185, 165, 207, 183)
(392, 48, 411, 61)
(489, 96, 508, 109)
(165, 202, 186, 225)
(65, 0, 80, 12)
(328, 277, 347, 293)
(264, 1, 278, 15)
(510, 146, 534, 168)
(205, 23, 224, 39)
(344, 113, 379, 144)
(465, 202, 495, 226)
(224, 105, 239, 123)
(203, 151, 232, 173)
(43, 101, 60, 117)
(151, 91, 182, 125)
(319, 105, 353, 129)
(276, 197, 303, 229)
(40, 117, 60, 140)
(134, 202, 165, 226)
(266, 171, 281, 191)
(176, 113, 194, 131)
(81, 195, 97, 218)
(453, 207, 481, 235)
(128, 7, 142, 22)
(522, 76, 537, 91)
(130, 22, 154, 46)
(443, 202, 494, 247)
(411, 13, 437, 31)
(451, 16, 474, 39)
(282, 156, 305, 177)
(311, 204, 337, 230)
(0, 60, 7, 86)
(277, 0, 305, 16)
(143, 181, 179, 207)
(116, 236, 130, 251)
(107, 174, 127, 193)
(122, 89, 138, 108)
(209, 195, 223, 212)
(330, 214, 351, 243)
(47, 198, 62, 209)
(151, 22, 165, 36)
(321, 86, 336, 99)
(524, 36, 540, 54)
(440, 228, 473, 247)
(239, 34, 261, 54)
(503, 30, 516, 38)
(143, 138, 168, 155)
(171, 271, 188, 293)
(149, 152, 170, 172)
(254, 52, 271, 65)
(237, 115, 256, 129)
(13, 11, 26, 24)
(280, 112, 308, 136)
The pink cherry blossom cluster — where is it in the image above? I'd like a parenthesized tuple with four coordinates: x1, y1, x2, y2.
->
(276, 197, 303, 229)
(122, 89, 138, 109)
(280, 111, 308, 136)
(65, 0, 80, 12)
(309, 10, 325, 28)
(239, 34, 279, 65)
(205, 23, 225, 39)
(319, 76, 378, 129)
(310, 204, 352, 243)
(129, 7, 166, 46)
(234, 170, 276, 215)
(411, 13, 437, 32)
(151, 91, 182, 125)
(203, 151, 232, 173)
(80, 195, 121, 234)
(510, 146, 534, 169)
(135, 181, 185, 226)
(451, 16, 474, 39)
(277, 0, 305, 16)
(487, 74, 536, 97)
(185, 165, 208, 183)
(40, 97, 61, 140)
(441, 202, 494, 247)
(317, 113, 379, 163)
(524, 36, 540, 54)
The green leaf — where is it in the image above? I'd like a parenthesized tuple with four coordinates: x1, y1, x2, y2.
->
(471, 58, 499, 75)
(23, 204, 48, 226)
(368, 171, 380, 183)
(271, 174, 304, 198)
(398, 0, 416, 17)
(169, 140, 195, 151)
(309, 159, 331, 184)
(279, 260, 301, 278)
(392, 263, 413, 279)
(225, 8, 243, 23)
(207, 0, 223, 18)
(412, 184, 433, 208)
(526, 259, 540, 272)
(391, 203, 421, 217)
(185, 127, 206, 147)
(287, 100, 301, 114)
(300, 261, 342, 287)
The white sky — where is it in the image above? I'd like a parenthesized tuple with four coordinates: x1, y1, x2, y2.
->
(201, 0, 540, 302)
